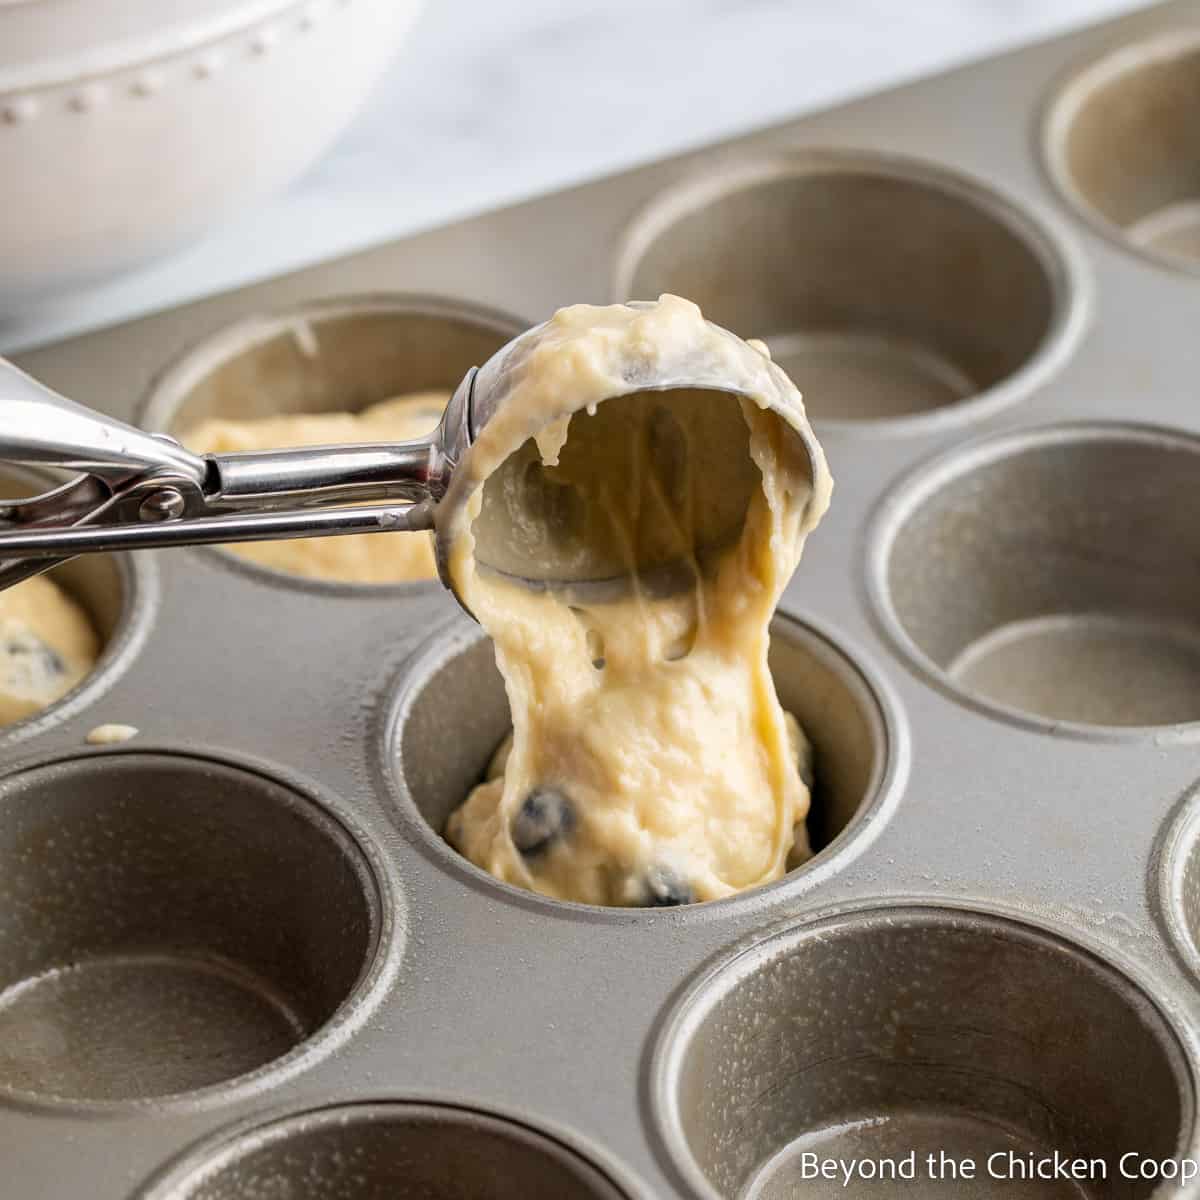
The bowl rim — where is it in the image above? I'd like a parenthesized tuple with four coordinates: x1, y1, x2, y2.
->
(0, 0, 362, 95)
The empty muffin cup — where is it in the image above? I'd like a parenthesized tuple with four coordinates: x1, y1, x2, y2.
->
(615, 153, 1079, 426)
(0, 753, 382, 1105)
(389, 614, 894, 907)
(139, 295, 526, 586)
(1046, 32, 1200, 270)
(142, 1102, 632, 1199)
(0, 470, 145, 733)
(875, 423, 1200, 733)
(654, 906, 1192, 1199)
(1158, 788, 1200, 989)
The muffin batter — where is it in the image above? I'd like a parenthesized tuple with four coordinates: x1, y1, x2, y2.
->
(443, 296, 831, 905)
(0, 575, 99, 725)
(85, 723, 139, 746)
(182, 393, 447, 583)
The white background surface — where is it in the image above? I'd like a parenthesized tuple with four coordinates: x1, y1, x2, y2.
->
(3, 0, 1151, 352)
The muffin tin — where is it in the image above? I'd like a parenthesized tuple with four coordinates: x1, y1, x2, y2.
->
(6, 1, 1200, 1195)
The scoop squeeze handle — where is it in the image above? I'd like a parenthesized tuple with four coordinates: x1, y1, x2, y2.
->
(0, 355, 463, 586)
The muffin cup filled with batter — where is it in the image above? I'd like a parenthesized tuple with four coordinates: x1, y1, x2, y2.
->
(0, 472, 137, 732)
(390, 611, 893, 912)
(140, 295, 527, 586)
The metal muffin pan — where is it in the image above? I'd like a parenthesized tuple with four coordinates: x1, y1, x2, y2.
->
(871, 422, 1200, 735)
(655, 904, 1192, 1199)
(7, 0, 1200, 1194)
(614, 152, 1084, 431)
(1045, 28, 1200, 273)
(0, 752, 389, 1109)
(141, 1101, 635, 1199)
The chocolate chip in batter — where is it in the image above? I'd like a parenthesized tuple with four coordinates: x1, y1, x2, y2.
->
(586, 630, 606, 670)
(3, 632, 66, 680)
(511, 788, 575, 856)
(640, 865, 695, 907)
(569, 607, 606, 670)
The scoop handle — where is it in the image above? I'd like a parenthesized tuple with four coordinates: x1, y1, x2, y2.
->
(0, 498, 436, 558)
(0, 358, 473, 602)
(0, 356, 207, 486)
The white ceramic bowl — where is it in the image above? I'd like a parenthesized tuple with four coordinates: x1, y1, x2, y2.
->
(0, 0, 424, 301)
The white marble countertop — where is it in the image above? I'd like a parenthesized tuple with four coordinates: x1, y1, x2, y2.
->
(3, 0, 1150, 352)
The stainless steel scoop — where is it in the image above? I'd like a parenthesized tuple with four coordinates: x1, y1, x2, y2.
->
(0, 314, 821, 611)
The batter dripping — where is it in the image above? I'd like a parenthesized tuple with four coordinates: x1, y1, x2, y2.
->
(444, 296, 831, 905)
(182, 393, 447, 583)
(0, 575, 99, 725)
